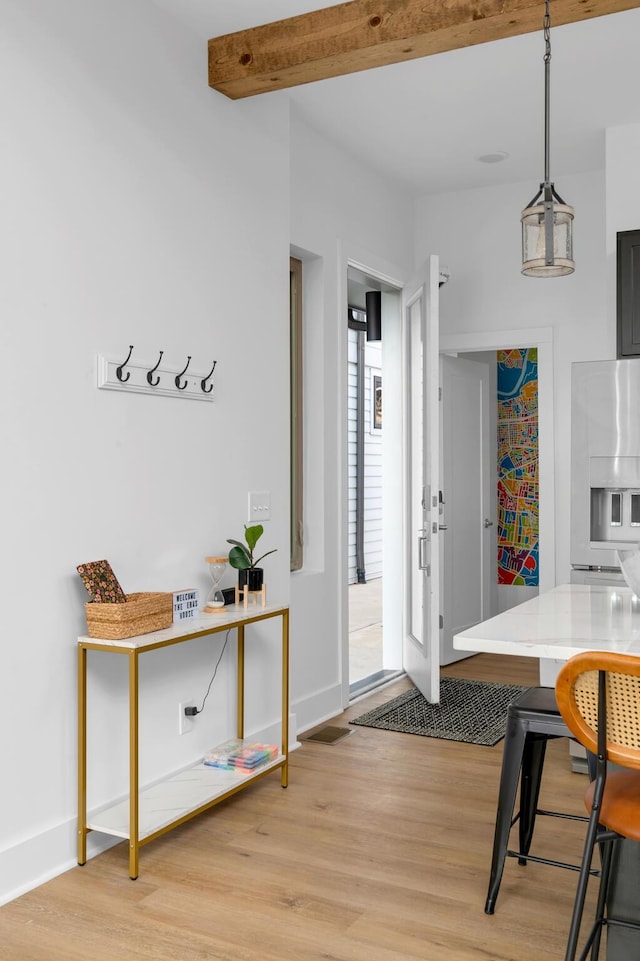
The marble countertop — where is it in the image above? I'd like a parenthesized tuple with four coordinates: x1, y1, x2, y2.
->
(453, 583, 640, 660)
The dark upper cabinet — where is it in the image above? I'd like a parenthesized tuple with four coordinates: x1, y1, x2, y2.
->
(617, 229, 640, 358)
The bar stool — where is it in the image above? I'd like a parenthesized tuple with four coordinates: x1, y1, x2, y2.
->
(556, 652, 640, 961)
(485, 686, 589, 915)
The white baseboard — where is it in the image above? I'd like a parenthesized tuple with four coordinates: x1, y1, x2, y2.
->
(0, 818, 120, 907)
(291, 682, 343, 734)
(247, 712, 299, 752)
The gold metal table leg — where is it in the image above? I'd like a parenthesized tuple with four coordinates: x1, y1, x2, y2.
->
(237, 625, 245, 739)
(77, 644, 87, 865)
(129, 650, 140, 880)
(281, 609, 289, 788)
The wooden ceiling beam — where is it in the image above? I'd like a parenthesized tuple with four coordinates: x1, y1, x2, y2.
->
(208, 0, 640, 99)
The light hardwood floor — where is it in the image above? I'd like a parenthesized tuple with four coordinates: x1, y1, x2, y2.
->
(1, 654, 594, 960)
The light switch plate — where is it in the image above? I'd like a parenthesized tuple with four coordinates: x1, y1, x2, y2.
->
(248, 491, 271, 522)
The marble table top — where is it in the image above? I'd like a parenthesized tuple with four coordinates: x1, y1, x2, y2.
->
(453, 583, 640, 661)
(78, 602, 288, 650)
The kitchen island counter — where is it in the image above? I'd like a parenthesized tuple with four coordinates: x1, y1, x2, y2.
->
(454, 582, 640, 961)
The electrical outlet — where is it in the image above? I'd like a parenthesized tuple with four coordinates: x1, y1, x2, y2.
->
(178, 699, 197, 736)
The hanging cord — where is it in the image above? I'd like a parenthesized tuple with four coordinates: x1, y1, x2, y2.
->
(191, 629, 231, 716)
(524, 0, 563, 208)
(543, 0, 551, 185)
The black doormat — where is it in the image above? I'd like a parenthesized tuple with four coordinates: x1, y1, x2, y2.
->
(350, 677, 528, 746)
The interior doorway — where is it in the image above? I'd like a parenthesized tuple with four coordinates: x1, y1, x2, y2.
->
(440, 327, 556, 608)
(439, 351, 495, 665)
(439, 342, 547, 654)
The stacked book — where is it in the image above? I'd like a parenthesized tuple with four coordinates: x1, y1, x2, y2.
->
(204, 739, 279, 772)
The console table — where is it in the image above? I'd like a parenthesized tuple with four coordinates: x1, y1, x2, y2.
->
(77, 603, 289, 879)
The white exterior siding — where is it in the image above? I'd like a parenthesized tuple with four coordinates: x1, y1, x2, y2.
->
(347, 328, 383, 583)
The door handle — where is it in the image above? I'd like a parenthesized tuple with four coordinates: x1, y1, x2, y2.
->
(439, 524, 448, 531)
(418, 535, 428, 571)
(484, 518, 494, 528)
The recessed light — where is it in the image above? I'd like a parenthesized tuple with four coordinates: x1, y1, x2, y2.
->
(476, 151, 510, 164)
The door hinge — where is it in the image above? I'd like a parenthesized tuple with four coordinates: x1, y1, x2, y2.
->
(439, 614, 444, 629)
(438, 386, 442, 401)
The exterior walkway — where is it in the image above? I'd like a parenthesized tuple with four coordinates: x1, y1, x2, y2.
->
(348, 577, 382, 685)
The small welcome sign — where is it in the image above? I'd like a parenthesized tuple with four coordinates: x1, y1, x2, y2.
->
(173, 589, 199, 621)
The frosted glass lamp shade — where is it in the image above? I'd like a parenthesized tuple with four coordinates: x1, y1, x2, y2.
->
(521, 202, 574, 277)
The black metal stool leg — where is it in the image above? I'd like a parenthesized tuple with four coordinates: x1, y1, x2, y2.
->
(485, 712, 527, 914)
(586, 839, 613, 961)
(518, 734, 547, 864)
(485, 687, 573, 916)
(565, 808, 602, 961)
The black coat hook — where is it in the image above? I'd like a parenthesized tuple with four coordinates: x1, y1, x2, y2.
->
(146, 350, 164, 387)
(116, 345, 134, 383)
(175, 356, 192, 390)
(201, 361, 217, 394)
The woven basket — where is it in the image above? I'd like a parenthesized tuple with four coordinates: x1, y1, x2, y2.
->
(85, 592, 173, 640)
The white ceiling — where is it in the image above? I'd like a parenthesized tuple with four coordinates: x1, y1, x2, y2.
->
(158, 1, 640, 197)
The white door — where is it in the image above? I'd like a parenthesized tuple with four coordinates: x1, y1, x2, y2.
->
(403, 256, 440, 703)
(439, 354, 493, 665)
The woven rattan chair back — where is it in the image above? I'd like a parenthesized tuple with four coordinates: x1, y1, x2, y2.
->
(555, 650, 640, 770)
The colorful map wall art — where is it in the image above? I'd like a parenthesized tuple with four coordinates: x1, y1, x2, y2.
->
(497, 348, 539, 586)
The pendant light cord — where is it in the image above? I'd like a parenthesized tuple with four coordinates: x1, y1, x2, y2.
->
(543, 0, 551, 187)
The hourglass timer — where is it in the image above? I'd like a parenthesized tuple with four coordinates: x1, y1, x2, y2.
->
(204, 556, 227, 613)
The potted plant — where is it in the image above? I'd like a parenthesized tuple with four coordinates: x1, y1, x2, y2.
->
(227, 524, 277, 592)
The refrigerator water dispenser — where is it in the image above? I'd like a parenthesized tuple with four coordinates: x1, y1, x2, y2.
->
(589, 457, 640, 548)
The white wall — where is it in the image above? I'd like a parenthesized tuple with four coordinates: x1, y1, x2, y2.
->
(289, 110, 414, 721)
(415, 169, 608, 586)
(1, 0, 291, 904)
(606, 123, 640, 308)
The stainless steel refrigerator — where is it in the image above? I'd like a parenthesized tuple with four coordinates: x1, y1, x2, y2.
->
(571, 358, 640, 586)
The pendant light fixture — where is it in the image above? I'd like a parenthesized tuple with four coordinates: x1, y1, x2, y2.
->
(521, 0, 574, 277)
